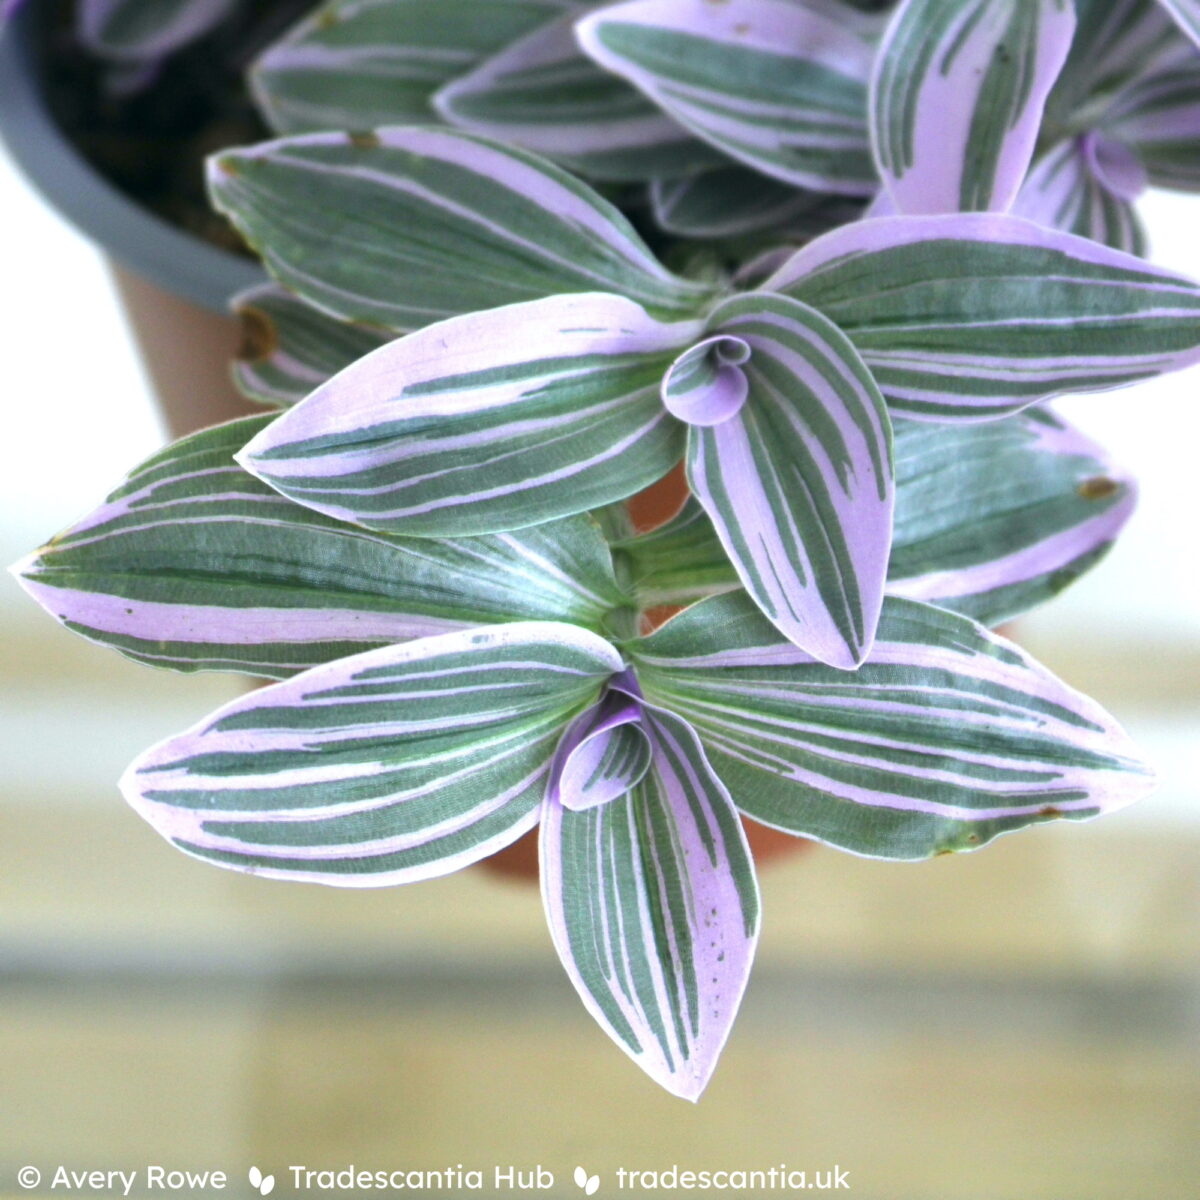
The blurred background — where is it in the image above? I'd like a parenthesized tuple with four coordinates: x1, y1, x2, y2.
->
(1, 136, 1197, 1200)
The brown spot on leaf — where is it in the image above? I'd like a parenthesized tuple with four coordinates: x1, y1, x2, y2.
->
(236, 307, 277, 363)
(734, 21, 750, 33)
(348, 131, 381, 150)
(1078, 476, 1120, 500)
(215, 156, 240, 178)
(1040, 805, 1063, 818)
(316, 8, 338, 29)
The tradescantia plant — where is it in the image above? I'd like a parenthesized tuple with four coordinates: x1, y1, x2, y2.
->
(11, 0, 1200, 1098)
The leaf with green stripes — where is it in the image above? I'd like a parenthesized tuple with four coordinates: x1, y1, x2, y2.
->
(617, 408, 1136, 627)
(78, 0, 235, 60)
(239, 293, 701, 537)
(1012, 137, 1148, 255)
(232, 284, 394, 408)
(541, 699, 759, 1100)
(208, 128, 714, 332)
(1160, 0, 1200, 46)
(674, 293, 893, 669)
(767, 213, 1200, 419)
(432, 12, 721, 182)
(632, 593, 1155, 861)
(870, 0, 1075, 214)
(1102, 66, 1200, 192)
(249, 0, 572, 134)
(13, 417, 628, 678)
(575, 0, 878, 193)
(121, 623, 623, 885)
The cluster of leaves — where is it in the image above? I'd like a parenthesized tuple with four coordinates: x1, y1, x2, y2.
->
(13, 0, 1200, 1098)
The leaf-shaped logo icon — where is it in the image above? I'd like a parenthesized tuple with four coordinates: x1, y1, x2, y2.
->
(573, 1166, 600, 1194)
(260, 1176, 276, 1196)
(248, 1168, 262, 1189)
(248, 1167, 275, 1195)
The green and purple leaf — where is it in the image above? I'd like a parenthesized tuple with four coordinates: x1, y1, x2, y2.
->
(232, 284, 394, 409)
(768, 213, 1200, 419)
(550, 687, 652, 811)
(78, 0, 235, 60)
(1160, 0, 1200, 45)
(1103, 66, 1200, 192)
(432, 12, 719, 182)
(1012, 137, 1148, 255)
(870, 0, 1075, 214)
(13, 418, 626, 677)
(121, 623, 622, 885)
(239, 293, 700, 536)
(541, 701, 759, 1100)
(677, 293, 893, 669)
(575, 0, 877, 193)
(633, 593, 1155, 860)
(249, 0, 571, 134)
(208, 128, 713, 332)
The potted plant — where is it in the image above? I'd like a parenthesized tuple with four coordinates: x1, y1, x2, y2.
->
(10, 0, 1200, 1100)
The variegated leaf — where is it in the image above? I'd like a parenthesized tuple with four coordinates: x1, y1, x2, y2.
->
(541, 701, 759, 1100)
(121, 623, 623, 884)
(250, 0, 570, 134)
(78, 0, 235, 60)
(1012, 137, 1148, 255)
(14, 418, 627, 677)
(208, 128, 713, 332)
(575, 0, 877, 193)
(633, 593, 1155, 860)
(618, 408, 1135, 627)
(681, 293, 893, 669)
(1103, 66, 1200, 191)
(767, 213, 1200, 419)
(239, 293, 700, 536)
(1160, 0, 1200, 45)
(871, 0, 1075, 214)
(232, 284, 393, 408)
(433, 12, 720, 182)
(550, 688, 651, 811)
(650, 168, 864, 240)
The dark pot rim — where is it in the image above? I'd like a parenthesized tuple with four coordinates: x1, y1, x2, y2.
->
(0, 6, 263, 314)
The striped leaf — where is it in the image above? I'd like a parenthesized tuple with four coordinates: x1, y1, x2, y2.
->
(618, 408, 1135, 627)
(121, 623, 623, 885)
(885, 409, 1137, 623)
(767, 213, 1200, 419)
(1046, 0, 1181, 128)
(633, 593, 1155, 861)
(870, 0, 1075, 214)
(79, 0, 235, 60)
(550, 688, 651, 811)
(208, 128, 713, 332)
(432, 13, 720, 182)
(650, 168, 864, 240)
(1103, 67, 1200, 192)
(239, 293, 700, 537)
(683, 293, 893, 669)
(575, 0, 878, 193)
(14, 417, 627, 678)
(541, 702, 759, 1100)
(232, 284, 393, 409)
(1012, 137, 1148, 255)
(250, 0, 570, 135)
(1160, 0, 1200, 45)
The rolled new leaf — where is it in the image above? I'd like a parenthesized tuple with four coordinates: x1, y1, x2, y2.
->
(767, 213, 1200, 419)
(633, 593, 1155, 860)
(1012, 138, 1148, 255)
(550, 688, 652, 812)
(541, 702, 759, 1100)
(250, 0, 569, 134)
(14, 418, 627, 677)
(79, 0, 235, 60)
(233, 284, 393, 408)
(239, 293, 700, 537)
(870, 0, 1075, 214)
(575, 0, 877, 193)
(432, 13, 719, 182)
(208, 128, 713, 332)
(680, 293, 893, 669)
(618, 409, 1137, 627)
(121, 623, 623, 885)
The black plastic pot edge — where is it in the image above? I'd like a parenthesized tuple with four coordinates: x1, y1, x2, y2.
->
(0, 6, 263, 314)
